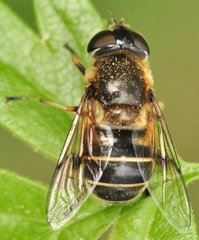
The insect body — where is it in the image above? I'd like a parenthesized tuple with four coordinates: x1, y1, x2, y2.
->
(45, 19, 191, 231)
(83, 53, 153, 202)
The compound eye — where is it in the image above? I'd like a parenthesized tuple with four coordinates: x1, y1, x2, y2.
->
(87, 30, 115, 53)
(133, 32, 150, 55)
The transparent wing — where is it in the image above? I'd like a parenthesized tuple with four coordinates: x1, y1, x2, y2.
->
(46, 94, 87, 230)
(47, 94, 113, 230)
(134, 93, 191, 233)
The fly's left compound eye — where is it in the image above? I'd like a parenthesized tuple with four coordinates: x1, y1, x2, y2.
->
(87, 30, 115, 53)
(133, 32, 150, 55)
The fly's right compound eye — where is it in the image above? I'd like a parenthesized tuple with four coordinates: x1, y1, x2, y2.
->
(133, 32, 150, 56)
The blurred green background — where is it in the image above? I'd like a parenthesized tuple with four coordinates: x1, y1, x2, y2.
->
(0, 0, 198, 229)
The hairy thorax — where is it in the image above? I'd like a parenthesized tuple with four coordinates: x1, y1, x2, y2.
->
(91, 54, 148, 126)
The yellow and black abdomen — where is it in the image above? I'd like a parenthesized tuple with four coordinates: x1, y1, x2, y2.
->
(84, 127, 154, 202)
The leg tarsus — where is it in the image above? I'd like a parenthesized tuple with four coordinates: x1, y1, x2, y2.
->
(64, 43, 86, 75)
(64, 43, 76, 55)
(5, 96, 21, 103)
(4, 96, 78, 112)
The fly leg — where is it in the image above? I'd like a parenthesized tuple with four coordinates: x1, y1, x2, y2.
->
(4, 96, 78, 112)
(5, 44, 86, 111)
(5, 45, 86, 111)
(64, 43, 86, 75)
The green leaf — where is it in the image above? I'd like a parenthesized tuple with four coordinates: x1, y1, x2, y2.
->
(0, 170, 50, 240)
(0, 0, 104, 159)
(0, 0, 199, 239)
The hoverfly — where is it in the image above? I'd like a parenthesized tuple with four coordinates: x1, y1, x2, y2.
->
(6, 18, 191, 232)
